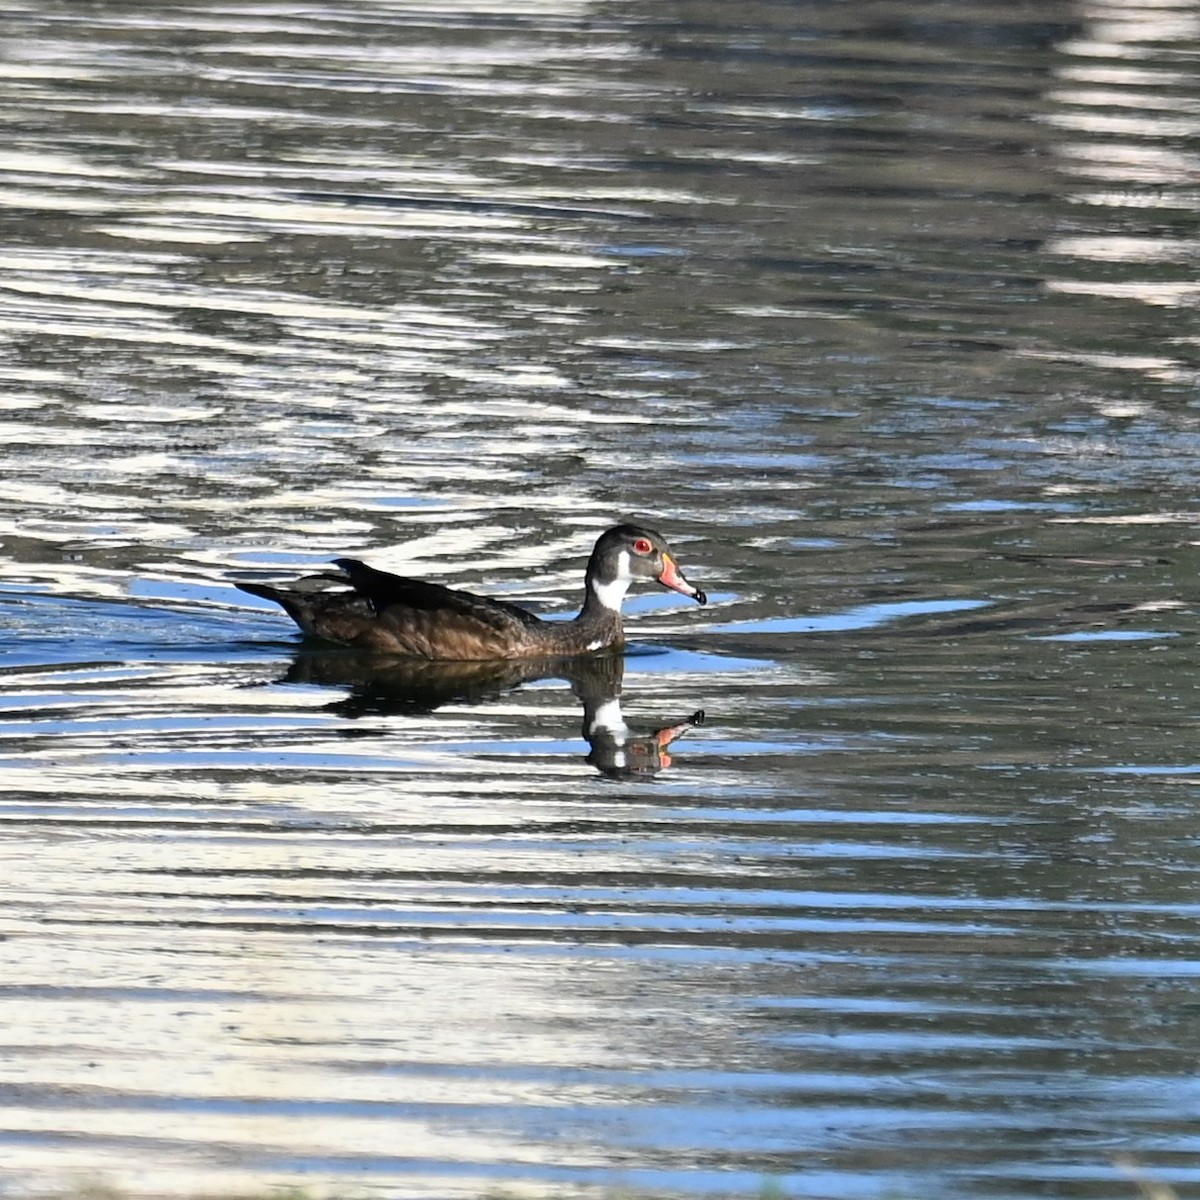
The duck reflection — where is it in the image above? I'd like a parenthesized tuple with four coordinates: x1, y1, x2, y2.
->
(569, 655, 704, 779)
(277, 649, 704, 778)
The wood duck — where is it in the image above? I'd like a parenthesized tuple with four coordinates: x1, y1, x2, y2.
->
(234, 523, 706, 660)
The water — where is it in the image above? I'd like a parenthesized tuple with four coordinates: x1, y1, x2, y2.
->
(3, 0, 1200, 1197)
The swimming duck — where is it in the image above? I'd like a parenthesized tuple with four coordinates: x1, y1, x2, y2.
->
(234, 523, 706, 660)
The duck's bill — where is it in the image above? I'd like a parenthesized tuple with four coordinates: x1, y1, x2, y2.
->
(655, 709, 706, 749)
(657, 555, 708, 605)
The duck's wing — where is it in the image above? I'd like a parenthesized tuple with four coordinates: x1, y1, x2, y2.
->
(333, 558, 542, 626)
(331, 557, 546, 659)
(236, 560, 549, 658)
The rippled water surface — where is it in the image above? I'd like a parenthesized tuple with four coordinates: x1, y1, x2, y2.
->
(5, 1, 1200, 1197)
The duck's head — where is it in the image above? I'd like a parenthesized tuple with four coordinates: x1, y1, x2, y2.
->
(586, 524, 707, 612)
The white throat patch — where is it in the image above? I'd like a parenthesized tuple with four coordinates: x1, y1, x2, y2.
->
(589, 549, 633, 613)
(588, 697, 630, 739)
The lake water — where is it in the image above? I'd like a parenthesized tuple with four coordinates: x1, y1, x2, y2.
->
(3, 1, 1200, 1198)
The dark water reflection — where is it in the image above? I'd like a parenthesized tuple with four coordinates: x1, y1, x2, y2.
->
(4, 0, 1200, 1197)
(279, 648, 706, 777)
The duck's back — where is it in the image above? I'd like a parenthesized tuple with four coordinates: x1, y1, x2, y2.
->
(306, 559, 539, 658)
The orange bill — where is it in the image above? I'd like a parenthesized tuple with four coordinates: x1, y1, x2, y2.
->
(657, 554, 707, 605)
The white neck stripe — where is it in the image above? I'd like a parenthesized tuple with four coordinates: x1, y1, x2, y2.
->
(589, 549, 632, 613)
(590, 575, 629, 612)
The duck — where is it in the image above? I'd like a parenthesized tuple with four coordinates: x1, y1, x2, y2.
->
(234, 523, 706, 661)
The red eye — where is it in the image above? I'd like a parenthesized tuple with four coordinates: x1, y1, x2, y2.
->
(633, 538, 653, 555)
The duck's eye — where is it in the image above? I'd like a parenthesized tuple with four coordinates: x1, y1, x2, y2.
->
(632, 537, 653, 555)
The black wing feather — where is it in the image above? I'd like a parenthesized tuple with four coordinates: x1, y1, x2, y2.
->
(333, 558, 542, 629)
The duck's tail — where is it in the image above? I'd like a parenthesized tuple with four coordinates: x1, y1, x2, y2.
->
(234, 581, 284, 604)
(234, 580, 313, 630)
